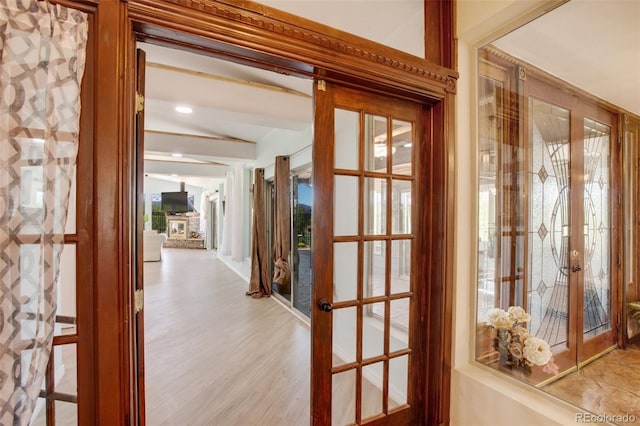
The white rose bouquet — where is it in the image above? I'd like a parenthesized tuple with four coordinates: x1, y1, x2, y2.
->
(486, 306, 558, 375)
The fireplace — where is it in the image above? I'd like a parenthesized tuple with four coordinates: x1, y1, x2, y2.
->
(167, 218, 187, 240)
(163, 213, 205, 249)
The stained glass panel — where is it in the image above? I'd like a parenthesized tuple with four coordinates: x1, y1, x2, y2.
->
(527, 97, 571, 352)
(583, 118, 611, 337)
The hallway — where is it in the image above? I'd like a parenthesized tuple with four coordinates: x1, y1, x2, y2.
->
(144, 249, 310, 425)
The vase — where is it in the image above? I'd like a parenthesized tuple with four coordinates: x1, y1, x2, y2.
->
(496, 328, 511, 366)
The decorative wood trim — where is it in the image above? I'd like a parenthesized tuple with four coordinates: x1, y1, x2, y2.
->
(76, 5, 96, 421)
(92, 1, 134, 424)
(424, 0, 456, 70)
(127, 0, 458, 100)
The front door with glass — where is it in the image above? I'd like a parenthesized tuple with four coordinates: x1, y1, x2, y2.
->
(477, 62, 620, 376)
(525, 77, 619, 370)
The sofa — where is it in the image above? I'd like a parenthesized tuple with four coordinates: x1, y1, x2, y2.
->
(143, 230, 167, 262)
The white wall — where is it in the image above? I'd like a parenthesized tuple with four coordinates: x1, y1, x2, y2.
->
(257, 127, 313, 179)
(453, 1, 585, 425)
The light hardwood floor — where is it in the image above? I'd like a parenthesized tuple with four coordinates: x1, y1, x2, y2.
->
(34, 247, 640, 424)
(144, 248, 310, 426)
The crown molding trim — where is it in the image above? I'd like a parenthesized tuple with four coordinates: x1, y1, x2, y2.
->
(128, 0, 458, 100)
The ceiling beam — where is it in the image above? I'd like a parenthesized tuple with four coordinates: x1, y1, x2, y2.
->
(147, 62, 311, 99)
(144, 130, 256, 161)
(144, 159, 229, 177)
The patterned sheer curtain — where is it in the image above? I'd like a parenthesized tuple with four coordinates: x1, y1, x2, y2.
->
(0, 1, 87, 424)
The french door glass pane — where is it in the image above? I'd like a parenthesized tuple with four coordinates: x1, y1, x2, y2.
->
(54, 344, 78, 396)
(391, 240, 410, 295)
(364, 240, 385, 299)
(56, 244, 77, 336)
(392, 179, 411, 234)
(334, 175, 358, 236)
(391, 119, 412, 175)
(65, 166, 77, 234)
(389, 355, 408, 410)
(583, 118, 611, 337)
(55, 401, 77, 425)
(362, 362, 384, 420)
(334, 242, 358, 302)
(335, 108, 359, 170)
(364, 177, 387, 235)
(362, 302, 385, 359)
(333, 306, 357, 368)
(527, 97, 571, 352)
(365, 115, 388, 173)
(332, 369, 356, 425)
(390, 298, 410, 339)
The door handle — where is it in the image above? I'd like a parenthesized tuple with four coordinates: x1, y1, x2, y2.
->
(572, 264, 582, 272)
(318, 299, 333, 313)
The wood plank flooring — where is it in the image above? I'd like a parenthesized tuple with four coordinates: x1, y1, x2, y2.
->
(144, 249, 310, 426)
(30, 246, 640, 424)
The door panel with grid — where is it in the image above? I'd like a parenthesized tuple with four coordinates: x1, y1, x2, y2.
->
(312, 82, 420, 425)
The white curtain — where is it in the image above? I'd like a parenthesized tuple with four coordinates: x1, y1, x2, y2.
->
(199, 191, 208, 234)
(0, 1, 87, 424)
(220, 171, 233, 256)
(231, 165, 243, 261)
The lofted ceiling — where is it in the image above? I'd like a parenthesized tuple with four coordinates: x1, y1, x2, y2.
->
(141, 42, 313, 189)
(142, 0, 639, 189)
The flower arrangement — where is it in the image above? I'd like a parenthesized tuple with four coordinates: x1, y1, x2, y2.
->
(486, 306, 559, 375)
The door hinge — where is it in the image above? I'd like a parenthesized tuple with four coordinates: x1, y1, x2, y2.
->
(317, 80, 326, 92)
(135, 289, 144, 313)
(618, 193, 622, 205)
(136, 92, 145, 113)
(618, 253, 622, 266)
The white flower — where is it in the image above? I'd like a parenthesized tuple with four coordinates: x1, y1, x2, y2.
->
(511, 325, 530, 341)
(508, 306, 531, 323)
(487, 308, 512, 329)
(523, 336, 552, 365)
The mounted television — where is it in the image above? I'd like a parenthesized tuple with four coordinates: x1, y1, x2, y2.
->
(161, 191, 188, 213)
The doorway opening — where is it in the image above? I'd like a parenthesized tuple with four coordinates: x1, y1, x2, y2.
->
(125, 3, 455, 424)
(138, 41, 314, 424)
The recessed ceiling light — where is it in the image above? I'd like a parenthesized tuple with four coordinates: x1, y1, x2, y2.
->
(171, 174, 178, 177)
(404, 142, 412, 148)
(171, 153, 183, 158)
(175, 106, 193, 114)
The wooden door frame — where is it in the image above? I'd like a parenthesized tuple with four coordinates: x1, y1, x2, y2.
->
(622, 116, 640, 346)
(89, 0, 457, 424)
